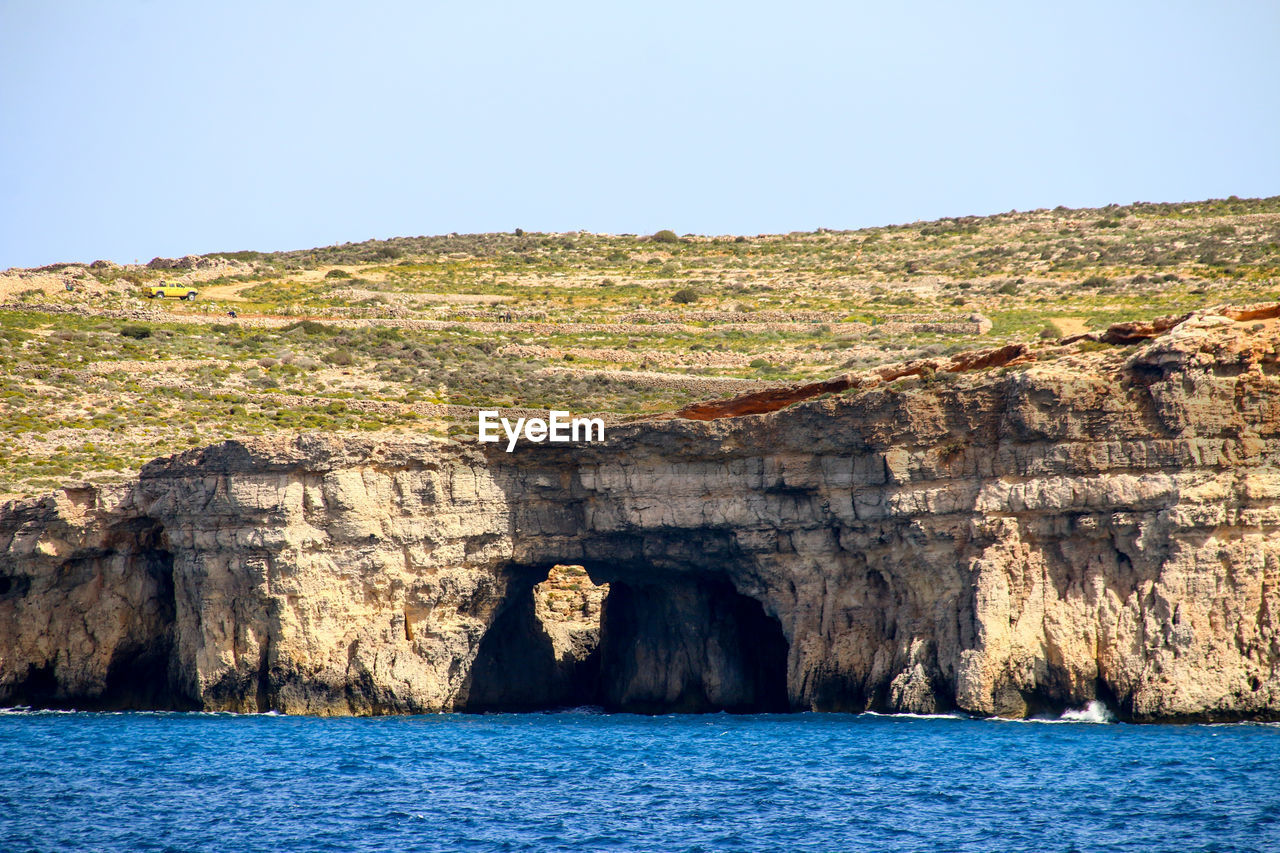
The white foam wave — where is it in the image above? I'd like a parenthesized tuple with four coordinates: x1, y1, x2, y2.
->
(861, 710, 968, 721)
(985, 701, 1118, 724)
(1059, 701, 1116, 724)
(0, 706, 79, 715)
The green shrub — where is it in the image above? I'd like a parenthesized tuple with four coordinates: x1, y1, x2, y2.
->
(120, 324, 152, 339)
(282, 320, 336, 336)
(1081, 275, 1111, 288)
(651, 230, 680, 244)
(671, 287, 701, 304)
(325, 269, 352, 279)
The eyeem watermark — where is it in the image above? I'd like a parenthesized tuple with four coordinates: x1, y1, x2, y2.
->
(478, 410, 605, 452)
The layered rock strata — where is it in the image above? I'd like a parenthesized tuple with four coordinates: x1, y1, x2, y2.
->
(3, 312, 1280, 720)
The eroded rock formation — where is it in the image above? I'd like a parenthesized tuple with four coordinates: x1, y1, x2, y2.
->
(3, 310, 1280, 720)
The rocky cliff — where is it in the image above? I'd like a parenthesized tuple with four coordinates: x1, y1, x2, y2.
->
(3, 310, 1280, 721)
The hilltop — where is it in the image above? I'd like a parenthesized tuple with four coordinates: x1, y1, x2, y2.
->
(1, 195, 1278, 497)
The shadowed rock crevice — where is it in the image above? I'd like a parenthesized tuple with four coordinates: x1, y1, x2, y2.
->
(597, 576, 790, 714)
(82, 523, 192, 711)
(0, 518, 191, 711)
(5, 661, 59, 707)
(462, 565, 790, 715)
(96, 531, 189, 711)
(462, 566, 605, 712)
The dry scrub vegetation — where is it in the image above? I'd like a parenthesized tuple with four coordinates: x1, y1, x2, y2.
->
(2, 196, 1278, 496)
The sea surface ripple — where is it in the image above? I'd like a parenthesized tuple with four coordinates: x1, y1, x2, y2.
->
(1, 708, 1277, 852)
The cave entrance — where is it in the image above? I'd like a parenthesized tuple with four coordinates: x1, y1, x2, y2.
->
(461, 565, 607, 712)
(597, 576, 790, 714)
(462, 565, 791, 715)
(0, 518, 192, 712)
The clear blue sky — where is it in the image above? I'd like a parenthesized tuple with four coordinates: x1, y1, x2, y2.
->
(2, 1, 1278, 269)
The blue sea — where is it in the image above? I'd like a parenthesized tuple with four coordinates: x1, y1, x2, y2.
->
(1, 706, 1277, 853)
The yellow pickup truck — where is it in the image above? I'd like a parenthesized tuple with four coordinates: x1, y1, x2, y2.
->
(147, 284, 199, 301)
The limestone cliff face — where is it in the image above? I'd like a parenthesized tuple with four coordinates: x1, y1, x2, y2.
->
(3, 313, 1280, 720)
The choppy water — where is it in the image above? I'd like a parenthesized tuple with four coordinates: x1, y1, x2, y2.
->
(1, 706, 1277, 852)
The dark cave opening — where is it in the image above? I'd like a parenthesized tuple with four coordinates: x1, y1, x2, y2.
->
(1, 519, 193, 712)
(8, 662, 60, 707)
(597, 577, 790, 714)
(93, 524, 191, 710)
(461, 567, 603, 712)
(463, 566, 791, 715)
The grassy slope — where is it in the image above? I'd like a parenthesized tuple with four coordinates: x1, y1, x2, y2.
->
(2, 196, 1278, 497)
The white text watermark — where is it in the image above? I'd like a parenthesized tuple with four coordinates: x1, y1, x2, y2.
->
(478, 410, 605, 452)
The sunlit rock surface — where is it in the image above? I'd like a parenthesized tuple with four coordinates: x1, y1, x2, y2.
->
(4, 312, 1280, 721)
